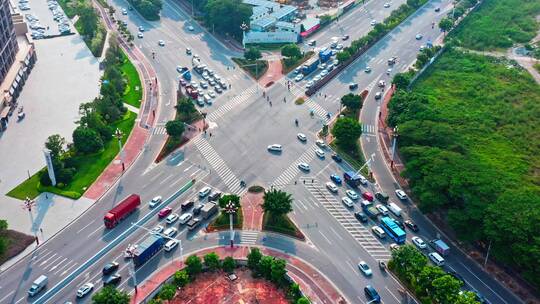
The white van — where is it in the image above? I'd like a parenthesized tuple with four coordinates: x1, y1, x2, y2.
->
(179, 213, 192, 224)
(198, 186, 211, 198)
(371, 226, 386, 239)
(164, 239, 179, 252)
(388, 202, 402, 217)
(428, 252, 445, 266)
(28, 275, 48, 296)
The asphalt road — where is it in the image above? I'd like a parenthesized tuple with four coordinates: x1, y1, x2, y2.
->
(0, 0, 522, 303)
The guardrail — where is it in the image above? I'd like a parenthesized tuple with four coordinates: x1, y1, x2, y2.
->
(35, 180, 195, 304)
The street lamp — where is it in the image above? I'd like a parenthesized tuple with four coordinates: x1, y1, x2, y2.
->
(240, 22, 249, 49)
(22, 197, 38, 245)
(390, 126, 399, 168)
(114, 128, 125, 171)
(223, 201, 238, 248)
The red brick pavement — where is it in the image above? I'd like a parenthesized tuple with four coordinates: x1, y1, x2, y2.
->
(240, 192, 264, 231)
(259, 60, 283, 87)
(131, 246, 344, 304)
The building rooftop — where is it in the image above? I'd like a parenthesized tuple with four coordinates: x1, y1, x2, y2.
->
(252, 17, 275, 29)
(275, 21, 296, 30)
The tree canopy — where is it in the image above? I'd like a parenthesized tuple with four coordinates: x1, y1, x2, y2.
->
(165, 120, 185, 138)
(92, 286, 130, 304)
(262, 189, 293, 215)
(281, 44, 301, 58)
(204, 0, 252, 40)
(244, 47, 262, 61)
(340, 93, 363, 111)
(331, 117, 362, 149)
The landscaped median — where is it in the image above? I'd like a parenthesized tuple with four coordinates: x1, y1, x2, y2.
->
(261, 189, 304, 240)
(7, 40, 141, 200)
(207, 193, 244, 231)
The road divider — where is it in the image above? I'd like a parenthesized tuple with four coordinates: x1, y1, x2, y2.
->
(35, 180, 194, 304)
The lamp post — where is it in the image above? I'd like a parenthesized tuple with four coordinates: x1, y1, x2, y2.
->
(114, 128, 125, 171)
(240, 22, 249, 49)
(390, 126, 399, 168)
(223, 201, 238, 248)
(22, 197, 38, 245)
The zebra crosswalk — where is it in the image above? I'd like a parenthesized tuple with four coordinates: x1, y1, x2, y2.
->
(362, 124, 376, 134)
(153, 126, 167, 135)
(304, 98, 330, 122)
(192, 136, 246, 195)
(272, 145, 318, 188)
(206, 84, 258, 122)
(303, 179, 391, 260)
(239, 231, 259, 245)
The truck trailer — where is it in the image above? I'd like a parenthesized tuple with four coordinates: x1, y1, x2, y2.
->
(318, 49, 332, 63)
(302, 57, 320, 75)
(104, 194, 141, 228)
(133, 234, 165, 267)
(361, 200, 380, 219)
(201, 202, 218, 219)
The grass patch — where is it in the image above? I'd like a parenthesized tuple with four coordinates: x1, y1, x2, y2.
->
(262, 213, 304, 240)
(207, 207, 243, 231)
(450, 0, 540, 51)
(330, 142, 369, 177)
(248, 185, 265, 193)
(6, 173, 41, 200)
(232, 58, 268, 79)
(294, 97, 305, 105)
(120, 52, 142, 108)
(281, 51, 314, 74)
(534, 63, 540, 74)
(245, 43, 289, 51)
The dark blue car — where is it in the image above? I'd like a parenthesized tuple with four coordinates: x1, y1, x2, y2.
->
(364, 285, 381, 302)
(330, 174, 342, 185)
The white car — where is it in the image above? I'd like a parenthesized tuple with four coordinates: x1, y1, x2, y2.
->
(315, 149, 325, 158)
(149, 196, 162, 208)
(321, 69, 329, 77)
(188, 25, 194, 31)
(342, 197, 354, 208)
(384, 2, 390, 7)
(316, 139, 326, 148)
(420, 45, 425, 51)
(378, 80, 386, 87)
(364, 66, 372, 73)
(370, 20, 377, 26)
(267, 144, 283, 152)
(358, 175, 368, 185)
(415, 34, 423, 40)
(208, 91, 216, 98)
(376, 204, 389, 215)
(151, 225, 164, 234)
(357, 261, 372, 276)
(306, 80, 314, 88)
(412, 236, 427, 249)
(326, 182, 338, 193)
(76, 282, 94, 298)
(297, 133, 307, 142)
(165, 213, 179, 224)
(313, 75, 322, 82)
(158, 40, 165, 46)
(294, 74, 304, 82)
(163, 227, 178, 237)
(386, 68, 393, 75)
(138, 26, 145, 32)
(137, 32, 143, 38)
(346, 189, 359, 200)
(164, 239, 179, 252)
(298, 162, 310, 171)
(395, 189, 408, 200)
(198, 186, 211, 198)
(336, 43, 343, 50)
(122, 8, 128, 15)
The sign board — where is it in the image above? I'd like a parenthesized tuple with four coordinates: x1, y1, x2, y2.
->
(43, 149, 56, 186)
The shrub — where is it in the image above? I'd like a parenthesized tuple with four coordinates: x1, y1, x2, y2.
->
(185, 255, 203, 277)
(295, 98, 305, 105)
(203, 252, 221, 271)
(221, 256, 236, 273)
(248, 185, 265, 193)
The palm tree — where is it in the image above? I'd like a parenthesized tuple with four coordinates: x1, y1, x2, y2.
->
(262, 189, 293, 216)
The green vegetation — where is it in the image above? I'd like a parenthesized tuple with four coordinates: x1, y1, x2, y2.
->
(0, 220, 9, 258)
(388, 48, 540, 288)
(294, 97, 305, 105)
(8, 40, 139, 199)
(232, 58, 268, 79)
(203, 0, 252, 40)
(389, 245, 479, 303)
(244, 47, 262, 61)
(128, 0, 162, 20)
(159, 96, 200, 159)
(208, 194, 243, 230)
(120, 56, 142, 108)
(92, 286, 130, 304)
(449, 0, 540, 50)
(261, 189, 303, 239)
(282, 51, 314, 74)
(248, 185, 265, 193)
(57, 0, 106, 57)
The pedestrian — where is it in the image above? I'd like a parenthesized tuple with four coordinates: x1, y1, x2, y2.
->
(269, 101, 272, 106)
(324, 94, 327, 99)
(229, 84, 231, 89)
(209, 132, 212, 137)
(267, 96, 269, 101)
(45, 193, 48, 199)
(40, 228, 43, 233)
(204, 130, 207, 135)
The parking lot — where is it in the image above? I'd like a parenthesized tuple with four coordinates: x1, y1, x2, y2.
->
(18, 0, 72, 39)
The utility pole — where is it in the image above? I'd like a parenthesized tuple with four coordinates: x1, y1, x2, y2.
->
(484, 240, 492, 268)
(22, 197, 38, 245)
(240, 22, 249, 49)
(390, 126, 398, 168)
(115, 128, 125, 171)
(223, 201, 238, 248)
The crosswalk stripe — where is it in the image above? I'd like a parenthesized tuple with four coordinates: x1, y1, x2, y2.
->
(361, 124, 376, 134)
(152, 126, 167, 135)
(206, 85, 258, 121)
(272, 146, 318, 188)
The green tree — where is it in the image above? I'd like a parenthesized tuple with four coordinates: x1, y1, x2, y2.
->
(221, 256, 236, 273)
(439, 17, 453, 33)
(158, 283, 176, 302)
(204, 252, 221, 271)
(336, 51, 351, 63)
(77, 2, 98, 38)
(218, 193, 240, 209)
(392, 73, 411, 90)
(431, 275, 462, 303)
(296, 297, 310, 304)
(258, 255, 274, 279)
(165, 120, 185, 138)
(390, 245, 428, 283)
(176, 97, 196, 115)
(340, 93, 363, 111)
(331, 117, 362, 149)
(45, 134, 66, 160)
(173, 270, 189, 287)
(204, 0, 252, 39)
(270, 258, 287, 285)
(0, 220, 9, 256)
(73, 126, 104, 154)
(91, 286, 130, 304)
(262, 189, 293, 216)
(247, 247, 262, 270)
(281, 44, 301, 58)
(244, 47, 262, 61)
(287, 282, 302, 300)
(417, 265, 446, 296)
(455, 291, 480, 304)
(185, 255, 203, 277)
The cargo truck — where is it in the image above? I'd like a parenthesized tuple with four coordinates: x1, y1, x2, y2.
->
(185, 86, 198, 99)
(132, 234, 164, 267)
(431, 239, 450, 256)
(302, 57, 320, 75)
(201, 202, 218, 219)
(361, 200, 381, 219)
(318, 49, 332, 63)
(104, 194, 141, 228)
(344, 171, 363, 188)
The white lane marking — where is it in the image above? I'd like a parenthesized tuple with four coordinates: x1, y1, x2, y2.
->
(39, 253, 57, 266)
(33, 250, 53, 263)
(0, 291, 14, 303)
(149, 171, 164, 181)
(184, 164, 193, 172)
(296, 200, 308, 210)
(15, 296, 24, 304)
(319, 231, 332, 244)
(329, 226, 344, 241)
(458, 261, 508, 304)
(159, 174, 174, 185)
(49, 257, 68, 271)
(87, 225, 103, 238)
(385, 286, 401, 303)
(76, 219, 97, 234)
(346, 260, 357, 274)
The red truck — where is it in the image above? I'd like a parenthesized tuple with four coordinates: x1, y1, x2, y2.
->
(185, 86, 198, 99)
(104, 194, 141, 228)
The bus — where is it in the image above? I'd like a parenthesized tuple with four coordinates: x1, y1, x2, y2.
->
(380, 216, 406, 244)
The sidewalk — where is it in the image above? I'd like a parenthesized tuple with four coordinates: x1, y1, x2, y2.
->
(259, 59, 283, 87)
(131, 246, 344, 304)
(240, 192, 264, 231)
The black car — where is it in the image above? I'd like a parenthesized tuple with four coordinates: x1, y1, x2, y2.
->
(102, 261, 119, 275)
(208, 191, 222, 202)
(181, 200, 195, 211)
(331, 153, 342, 163)
(364, 285, 381, 303)
(349, 83, 359, 90)
(193, 204, 204, 215)
(434, 7, 440, 12)
(103, 274, 121, 286)
(404, 220, 419, 232)
(354, 212, 368, 223)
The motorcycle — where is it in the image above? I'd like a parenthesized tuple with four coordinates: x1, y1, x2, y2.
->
(379, 261, 387, 271)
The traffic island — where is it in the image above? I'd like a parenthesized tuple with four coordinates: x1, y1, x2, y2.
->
(262, 213, 305, 241)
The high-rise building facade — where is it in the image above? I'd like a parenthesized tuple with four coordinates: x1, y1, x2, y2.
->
(0, 0, 18, 84)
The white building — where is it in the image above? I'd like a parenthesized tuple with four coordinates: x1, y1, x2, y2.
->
(242, 0, 300, 45)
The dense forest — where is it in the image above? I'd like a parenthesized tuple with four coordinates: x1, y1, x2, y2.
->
(388, 49, 540, 288)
